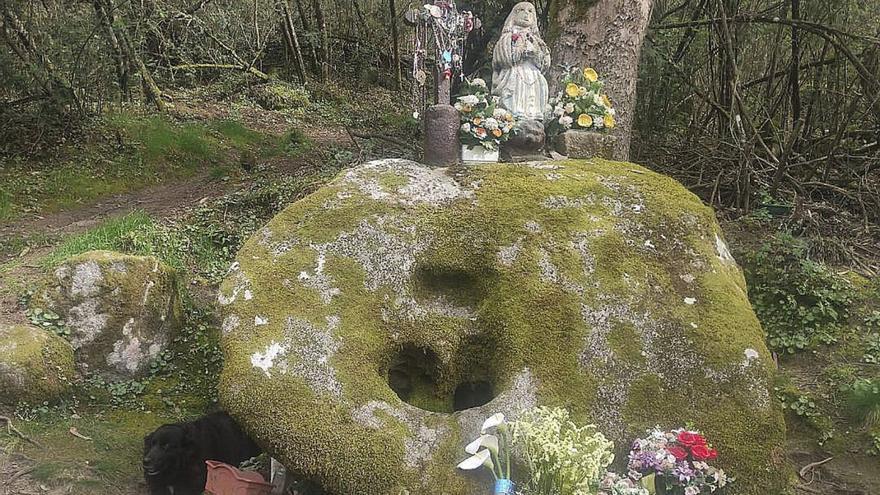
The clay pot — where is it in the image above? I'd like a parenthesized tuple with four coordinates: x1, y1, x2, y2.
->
(205, 460, 273, 495)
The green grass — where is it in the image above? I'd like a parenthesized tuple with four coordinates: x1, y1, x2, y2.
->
(41, 211, 156, 267)
(0, 113, 303, 223)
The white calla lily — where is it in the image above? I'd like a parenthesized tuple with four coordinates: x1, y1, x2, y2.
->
(481, 413, 506, 433)
(456, 448, 494, 472)
(465, 434, 499, 455)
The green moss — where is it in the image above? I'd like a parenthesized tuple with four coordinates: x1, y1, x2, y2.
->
(219, 159, 788, 494)
(0, 324, 74, 405)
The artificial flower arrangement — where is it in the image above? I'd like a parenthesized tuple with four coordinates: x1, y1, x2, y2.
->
(457, 413, 732, 495)
(510, 407, 617, 495)
(627, 427, 731, 495)
(457, 413, 516, 494)
(546, 66, 616, 135)
(455, 78, 516, 151)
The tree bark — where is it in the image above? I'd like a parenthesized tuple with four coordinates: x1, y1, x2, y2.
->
(279, 0, 307, 82)
(312, 0, 329, 81)
(549, 0, 654, 160)
(389, 0, 402, 90)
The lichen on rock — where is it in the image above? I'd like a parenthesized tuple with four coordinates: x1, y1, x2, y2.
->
(0, 324, 75, 404)
(37, 250, 181, 377)
(219, 158, 788, 495)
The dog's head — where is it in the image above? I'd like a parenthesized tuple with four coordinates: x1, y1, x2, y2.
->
(143, 424, 192, 476)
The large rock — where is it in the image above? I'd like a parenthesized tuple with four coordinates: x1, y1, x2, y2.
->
(37, 251, 181, 377)
(0, 324, 75, 404)
(218, 159, 787, 495)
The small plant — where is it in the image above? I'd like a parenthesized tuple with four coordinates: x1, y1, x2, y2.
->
(776, 386, 835, 445)
(546, 67, 616, 136)
(25, 306, 69, 338)
(455, 79, 516, 151)
(627, 427, 731, 495)
(847, 379, 880, 430)
(743, 233, 854, 354)
(863, 332, 880, 364)
(510, 407, 614, 495)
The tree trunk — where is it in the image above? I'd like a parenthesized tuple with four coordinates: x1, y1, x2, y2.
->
(549, 0, 654, 160)
(312, 0, 329, 81)
(279, 0, 307, 82)
(389, 0, 402, 90)
(93, 0, 132, 102)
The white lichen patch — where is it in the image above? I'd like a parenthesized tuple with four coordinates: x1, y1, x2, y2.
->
(319, 217, 428, 292)
(251, 341, 288, 377)
(542, 195, 594, 209)
(69, 261, 103, 298)
(297, 250, 340, 304)
(267, 316, 343, 397)
(341, 159, 472, 206)
(497, 238, 524, 267)
(715, 233, 736, 264)
(66, 299, 109, 349)
(385, 295, 476, 322)
(222, 314, 241, 335)
(218, 270, 252, 306)
(106, 318, 164, 373)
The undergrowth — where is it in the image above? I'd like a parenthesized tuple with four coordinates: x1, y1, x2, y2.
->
(742, 232, 854, 354)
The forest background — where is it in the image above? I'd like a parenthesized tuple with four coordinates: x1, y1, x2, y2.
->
(0, 1, 879, 494)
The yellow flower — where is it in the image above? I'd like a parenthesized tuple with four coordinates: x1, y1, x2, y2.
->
(492, 129, 503, 138)
(583, 67, 599, 83)
(601, 95, 612, 108)
(473, 117, 482, 125)
(565, 83, 580, 98)
(577, 114, 593, 128)
(604, 114, 616, 129)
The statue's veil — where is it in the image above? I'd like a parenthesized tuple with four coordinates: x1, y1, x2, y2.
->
(501, 2, 539, 33)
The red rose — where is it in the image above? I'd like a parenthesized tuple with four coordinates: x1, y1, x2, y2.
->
(667, 446, 689, 461)
(677, 431, 706, 447)
(691, 444, 717, 461)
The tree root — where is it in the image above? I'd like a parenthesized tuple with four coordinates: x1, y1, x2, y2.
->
(0, 416, 42, 448)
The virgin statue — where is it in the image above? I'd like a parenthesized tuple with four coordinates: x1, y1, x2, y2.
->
(491, 2, 551, 121)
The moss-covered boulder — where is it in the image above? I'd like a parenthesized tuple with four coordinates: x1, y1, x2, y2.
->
(37, 251, 181, 377)
(219, 159, 787, 494)
(0, 324, 75, 404)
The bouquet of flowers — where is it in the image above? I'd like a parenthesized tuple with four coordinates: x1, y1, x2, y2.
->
(627, 427, 731, 495)
(597, 472, 650, 495)
(546, 67, 616, 135)
(457, 413, 516, 494)
(509, 406, 615, 495)
(455, 78, 516, 151)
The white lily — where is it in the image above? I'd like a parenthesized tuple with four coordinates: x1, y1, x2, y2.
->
(465, 434, 499, 455)
(481, 413, 505, 433)
(456, 449, 494, 473)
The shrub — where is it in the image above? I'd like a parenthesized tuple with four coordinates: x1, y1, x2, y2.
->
(252, 82, 311, 111)
(743, 233, 854, 354)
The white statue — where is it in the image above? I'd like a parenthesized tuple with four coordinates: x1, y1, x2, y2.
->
(492, 2, 551, 121)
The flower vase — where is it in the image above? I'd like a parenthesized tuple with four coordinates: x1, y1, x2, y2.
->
(494, 479, 515, 495)
(461, 144, 499, 163)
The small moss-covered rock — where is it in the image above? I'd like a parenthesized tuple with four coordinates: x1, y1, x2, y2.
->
(219, 159, 788, 494)
(37, 250, 182, 377)
(0, 324, 75, 404)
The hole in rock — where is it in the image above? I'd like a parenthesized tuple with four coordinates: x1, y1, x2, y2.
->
(387, 344, 498, 413)
(453, 380, 494, 411)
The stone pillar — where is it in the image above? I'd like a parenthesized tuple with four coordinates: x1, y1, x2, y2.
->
(423, 104, 460, 167)
(553, 130, 618, 160)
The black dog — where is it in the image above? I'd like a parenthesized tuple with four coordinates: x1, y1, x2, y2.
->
(143, 411, 261, 495)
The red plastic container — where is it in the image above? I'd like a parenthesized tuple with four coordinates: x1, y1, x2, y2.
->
(205, 460, 273, 495)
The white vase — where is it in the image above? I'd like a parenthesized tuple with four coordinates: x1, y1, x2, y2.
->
(461, 144, 499, 163)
